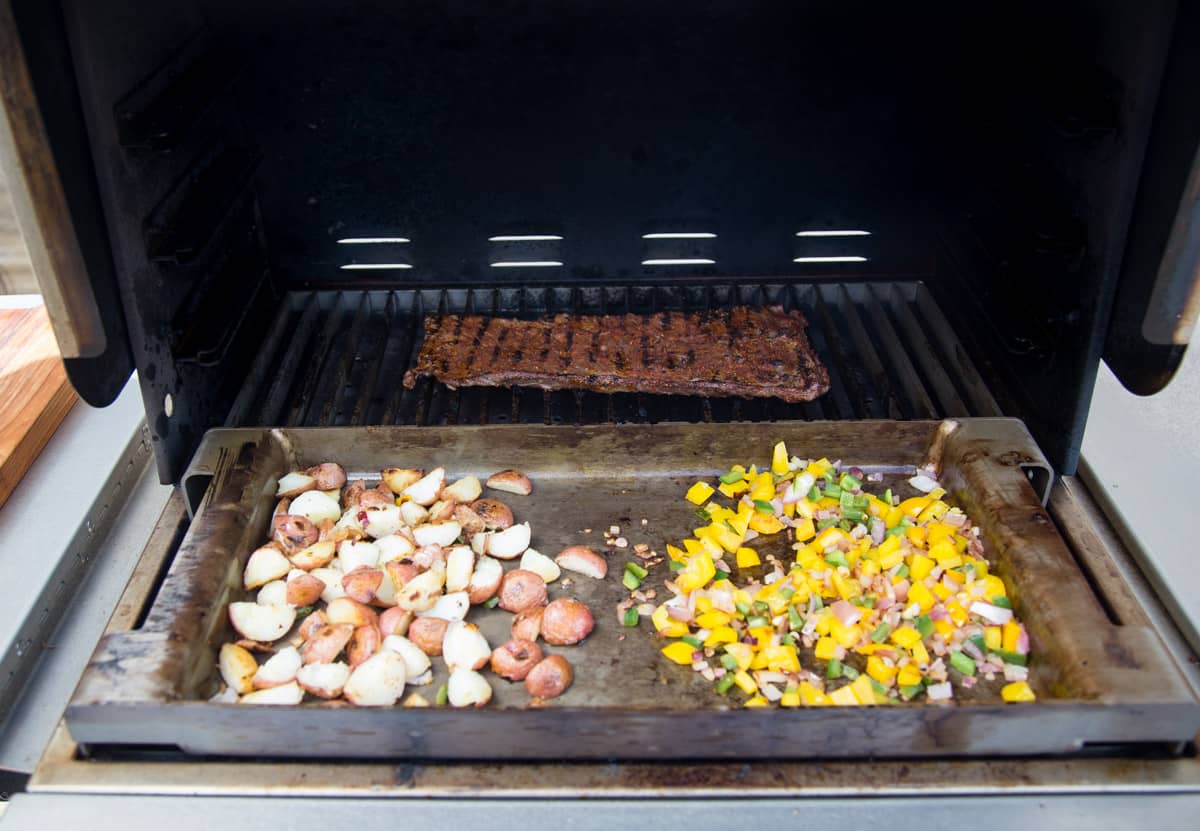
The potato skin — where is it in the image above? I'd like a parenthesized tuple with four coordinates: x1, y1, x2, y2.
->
(511, 606, 544, 642)
(540, 598, 595, 646)
(306, 462, 347, 490)
(471, 499, 514, 530)
(273, 514, 319, 553)
(408, 617, 449, 656)
(490, 639, 544, 681)
(497, 569, 548, 613)
(524, 654, 573, 699)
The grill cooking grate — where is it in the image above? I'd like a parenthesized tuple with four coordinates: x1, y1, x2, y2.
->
(226, 281, 1001, 429)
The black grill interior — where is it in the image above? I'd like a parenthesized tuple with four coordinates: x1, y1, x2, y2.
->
(226, 282, 1002, 431)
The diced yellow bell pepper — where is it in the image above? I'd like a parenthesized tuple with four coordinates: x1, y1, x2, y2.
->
(675, 551, 716, 593)
(792, 517, 816, 542)
(943, 568, 965, 585)
(832, 571, 861, 601)
(877, 543, 904, 571)
(813, 526, 847, 551)
(746, 464, 758, 479)
(890, 626, 922, 649)
(984, 626, 1002, 651)
(866, 495, 891, 518)
(793, 498, 814, 519)
(926, 522, 954, 546)
(682, 538, 705, 555)
(897, 664, 923, 687)
(854, 642, 895, 656)
(661, 641, 697, 665)
(732, 670, 758, 695)
(911, 641, 931, 666)
(929, 487, 946, 500)
(931, 582, 954, 601)
(666, 543, 688, 563)
(696, 610, 731, 629)
(983, 575, 1007, 599)
(851, 674, 883, 704)
(928, 540, 958, 562)
(829, 684, 860, 706)
(748, 512, 785, 535)
(686, 481, 715, 505)
(704, 626, 738, 647)
(917, 500, 949, 524)
(830, 619, 862, 649)
(1001, 681, 1036, 702)
(945, 600, 969, 626)
(814, 636, 840, 661)
(764, 644, 801, 673)
(718, 480, 748, 498)
(906, 526, 928, 546)
(799, 682, 831, 706)
(934, 618, 956, 638)
(907, 582, 935, 613)
(784, 502, 796, 518)
(910, 553, 935, 581)
(816, 497, 840, 510)
(748, 627, 775, 649)
(651, 605, 691, 638)
(723, 642, 754, 671)
(1002, 620, 1021, 653)
(743, 694, 770, 708)
(859, 559, 881, 578)
(898, 496, 932, 517)
(780, 686, 801, 707)
(708, 505, 735, 522)
(807, 458, 831, 477)
(866, 656, 898, 686)
(885, 506, 905, 528)
(708, 522, 744, 554)
(772, 440, 790, 475)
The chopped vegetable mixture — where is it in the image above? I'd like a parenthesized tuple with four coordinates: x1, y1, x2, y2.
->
(651, 441, 1035, 707)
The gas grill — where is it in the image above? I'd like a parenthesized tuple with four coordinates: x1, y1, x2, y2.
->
(1, 0, 1200, 825)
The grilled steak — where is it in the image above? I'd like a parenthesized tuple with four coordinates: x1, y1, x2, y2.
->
(402, 306, 830, 402)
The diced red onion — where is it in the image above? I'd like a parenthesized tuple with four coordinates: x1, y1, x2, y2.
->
(876, 596, 894, 612)
(743, 529, 760, 542)
(1017, 625, 1030, 655)
(1003, 664, 1029, 682)
(770, 497, 784, 514)
(929, 606, 949, 621)
(667, 605, 694, 622)
(962, 640, 984, 661)
(960, 675, 978, 689)
(761, 683, 783, 703)
(943, 510, 967, 527)
(850, 524, 867, 539)
(908, 473, 939, 493)
(926, 682, 953, 700)
(866, 472, 884, 483)
(970, 601, 1013, 625)
(830, 600, 862, 626)
(869, 518, 886, 545)
(893, 580, 910, 602)
(756, 671, 791, 685)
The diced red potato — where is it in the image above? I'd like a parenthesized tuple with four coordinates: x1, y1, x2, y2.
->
(497, 569, 548, 613)
(402, 467, 445, 506)
(442, 620, 491, 671)
(244, 546, 291, 590)
(393, 562, 446, 612)
(342, 480, 367, 508)
(310, 566, 346, 603)
(240, 681, 304, 705)
(399, 501, 430, 527)
(377, 533, 416, 563)
(342, 567, 384, 604)
(325, 597, 379, 629)
(273, 514, 319, 553)
(442, 475, 482, 503)
(347, 624, 381, 668)
(252, 645, 302, 689)
(296, 661, 350, 699)
(485, 469, 532, 496)
(289, 540, 336, 571)
(273, 499, 291, 519)
(276, 471, 316, 498)
(447, 668, 492, 707)
(519, 548, 560, 583)
(490, 639, 543, 681)
(470, 499, 514, 530)
(422, 591, 470, 621)
(289, 490, 342, 525)
(381, 468, 423, 495)
(540, 598, 595, 646)
(360, 504, 404, 538)
(296, 610, 329, 642)
(337, 540, 380, 573)
(384, 560, 420, 591)
(403, 692, 430, 707)
(524, 654, 573, 700)
(256, 580, 288, 607)
(427, 500, 457, 522)
(510, 606, 544, 642)
(330, 509, 367, 543)
(343, 651, 407, 706)
(413, 520, 461, 548)
(487, 522, 532, 560)
(228, 602, 296, 643)
(378, 607, 413, 638)
(234, 639, 275, 653)
(305, 462, 346, 491)
(445, 545, 474, 592)
(301, 623, 354, 665)
(413, 544, 446, 570)
(407, 617, 449, 656)
(218, 643, 258, 694)
(286, 572, 326, 606)
(454, 503, 487, 535)
(359, 488, 394, 509)
(381, 634, 432, 681)
(554, 546, 608, 579)
(469, 531, 489, 556)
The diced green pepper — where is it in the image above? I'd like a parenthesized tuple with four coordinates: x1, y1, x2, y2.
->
(622, 571, 642, 590)
(714, 570, 730, 582)
(826, 658, 844, 679)
(900, 684, 924, 700)
(735, 601, 752, 615)
(824, 484, 843, 499)
(435, 684, 449, 706)
(842, 508, 865, 523)
(839, 473, 861, 491)
(668, 559, 685, 572)
(485, 596, 500, 609)
(883, 488, 894, 506)
(753, 600, 770, 615)
(842, 665, 860, 680)
(992, 595, 1012, 609)
(825, 551, 849, 569)
(622, 607, 640, 627)
(915, 614, 934, 638)
(746, 615, 770, 628)
(779, 584, 796, 600)
(715, 673, 736, 694)
(949, 650, 977, 676)
(720, 653, 739, 671)
(719, 470, 744, 484)
(808, 486, 822, 502)
(695, 507, 712, 522)
(681, 635, 703, 649)
(968, 633, 986, 651)
(753, 499, 775, 514)
(869, 677, 889, 697)
(816, 518, 838, 531)
(894, 564, 910, 579)
(787, 605, 804, 630)
(870, 623, 892, 643)
(992, 648, 1027, 667)
(625, 562, 648, 579)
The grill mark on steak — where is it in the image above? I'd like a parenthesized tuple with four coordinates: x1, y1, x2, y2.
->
(403, 306, 830, 403)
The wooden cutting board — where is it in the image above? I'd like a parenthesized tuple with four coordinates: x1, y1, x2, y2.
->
(0, 303, 76, 509)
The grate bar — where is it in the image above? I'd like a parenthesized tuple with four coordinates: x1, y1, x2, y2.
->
(226, 281, 1002, 432)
